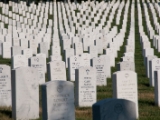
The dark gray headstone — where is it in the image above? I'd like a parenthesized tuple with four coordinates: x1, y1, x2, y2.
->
(92, 99, 136, 120)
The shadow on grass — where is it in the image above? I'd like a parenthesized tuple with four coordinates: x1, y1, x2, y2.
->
(143, 83, 150, 87)
(0, 108, 12, 118)
(139, 99, 155, 106)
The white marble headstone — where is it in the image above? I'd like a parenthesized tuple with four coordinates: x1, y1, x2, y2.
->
(39, 42, 48, 58)
(2, 42, 11, 58)
(64, 48, 74, 68)
(117, 61, 135, 71)
(42, 80, 75, 120)
(11, 67, 39, 120)
(68, 55, 81, 81)
(149, 58, 160, 87)
(75, 67, 96, 107)
(11, 46, 22, 57)
(22, 48, 33, 59)
(91, 57, 107, 86)
(11, 54, 28, 69)
(145, 55, 157, 78)
(47, 61, 66, 81)
(112, 71, 138, 118)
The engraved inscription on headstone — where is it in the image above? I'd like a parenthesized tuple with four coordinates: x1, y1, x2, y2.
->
(0, 65, 11, 107)
(47, 61, 66, 81)
(91, 57, 107, 86)
(112, 71, 138, 118)
(29, 56, 46, 84)
(42, 80, 75, 120)
(75, 67, 96, 107)
(68, 55, 81, 81)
